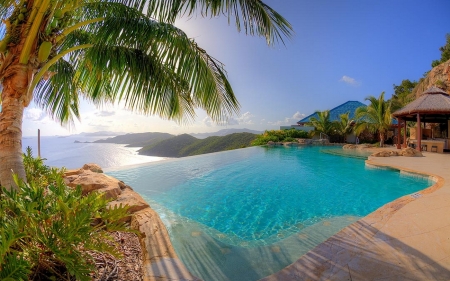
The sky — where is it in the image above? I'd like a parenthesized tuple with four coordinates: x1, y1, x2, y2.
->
(22, 0, 450, 136)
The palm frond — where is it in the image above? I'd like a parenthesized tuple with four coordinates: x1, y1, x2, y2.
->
(34, 59, 80, 126)
(141, 0, 293, 45)
(73, 16, 239, 122)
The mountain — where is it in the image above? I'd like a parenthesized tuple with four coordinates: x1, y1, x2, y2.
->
(138, 132, 258, 157)
(138, 134, 198, 157)
(189, 128, 263, 139)
(93, 132, 174, 147)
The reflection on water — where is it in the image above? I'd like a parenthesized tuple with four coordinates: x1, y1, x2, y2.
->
(22, 135, 164, 169)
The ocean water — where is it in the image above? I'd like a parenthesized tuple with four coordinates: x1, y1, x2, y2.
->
(108, 146, 432, 281)
(21, 135, 164, 169)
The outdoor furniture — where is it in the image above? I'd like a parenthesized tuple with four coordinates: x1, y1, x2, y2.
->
(421, 144, 427, 151)
(431, 145, 438, 152)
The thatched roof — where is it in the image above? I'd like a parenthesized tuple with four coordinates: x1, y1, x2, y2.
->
(392, 87, 450, 121)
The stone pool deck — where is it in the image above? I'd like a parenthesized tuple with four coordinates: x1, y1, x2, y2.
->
(260, 151, 450, 281)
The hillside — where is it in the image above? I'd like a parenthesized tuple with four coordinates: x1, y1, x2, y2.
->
(412, 59, 450, 97)
(189, 128, 262, 139)
(138, 134, 198, 157)
(93, 132, 174, 147)
(138, 133, 257, 157)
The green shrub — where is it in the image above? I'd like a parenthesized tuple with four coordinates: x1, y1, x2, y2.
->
(0, 148, 130, 281)
(251, 129, 309, 145)
(283, 137, 297, 142)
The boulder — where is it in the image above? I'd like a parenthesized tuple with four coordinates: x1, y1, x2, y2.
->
(108, 187, 150, 218)
(284, 142, 299, 147)
(357, 144, 373, 150)
(389, 151, 400, 156)
(65, 167, 122, 199)
(371, 150, 391, 157)
(401, 147, 423, 157)
(267, 141, 275, 146)
(82, 163, 103, 173)
(64, 169, 83, 176)
(343, 144, 357, 149)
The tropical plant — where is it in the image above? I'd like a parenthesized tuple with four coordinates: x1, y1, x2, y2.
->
(251, 129, 309, 145)
(354, 92, 392, 147)
(390, 79, 418, 111)
(0, 0, 293, 189)
(334, 112, 354, 143)
(0, 148, 130, 280)
(306, 110, 335, 138)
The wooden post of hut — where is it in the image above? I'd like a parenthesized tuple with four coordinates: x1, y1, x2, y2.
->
(403, 120, 407, 148)
(416, 113, 422, 151)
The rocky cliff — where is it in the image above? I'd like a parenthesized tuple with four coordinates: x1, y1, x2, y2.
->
(64, 164, 201, 281)
(412, 59, 450, 97)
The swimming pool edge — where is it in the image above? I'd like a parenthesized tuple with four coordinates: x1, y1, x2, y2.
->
(258, 154, 448, 281)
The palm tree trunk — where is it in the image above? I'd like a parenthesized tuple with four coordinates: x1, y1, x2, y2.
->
(379, 133, 385, 147)
(0, 68, 29, 190)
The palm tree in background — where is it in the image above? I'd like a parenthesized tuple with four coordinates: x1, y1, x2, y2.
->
(334, 112, 354, 143)
(0, 0, 292, 188)
(307, 110, 335, 139)
(354, 92, 392, 147)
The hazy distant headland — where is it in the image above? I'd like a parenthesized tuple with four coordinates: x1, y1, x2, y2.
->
(75, 128, 262, 158)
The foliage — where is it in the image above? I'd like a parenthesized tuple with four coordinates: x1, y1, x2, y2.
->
(431, 33, 450, 67)
(0, 148, 130, 281)
(139, 132, 258, 157)
(251, 129, 309, 145)
(390, 79, 418, 110)
(0, 0, 293, 188)
(334, 113, 354, 143)
(306, 110, 335, 138)
(354, 92, 393, 147)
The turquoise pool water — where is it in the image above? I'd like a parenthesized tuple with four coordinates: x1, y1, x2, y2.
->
(108, 146, 432, 281)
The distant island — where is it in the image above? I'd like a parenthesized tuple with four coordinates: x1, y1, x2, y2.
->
(74, 129, 260, 158)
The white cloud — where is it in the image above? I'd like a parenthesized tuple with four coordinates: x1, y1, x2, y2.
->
(25, 108, 46, 121)
(339, 75, 361, 86)
(227, 111, 254, 125)
(95, 110, 116, 117)
(202, 116, 213, 127)
(268, 111, 305, 126)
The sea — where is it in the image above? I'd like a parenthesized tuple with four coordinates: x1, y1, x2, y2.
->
(22, 135, 165, 170)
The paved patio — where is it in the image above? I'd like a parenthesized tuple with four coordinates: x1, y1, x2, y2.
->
(260, 151, 450, 281)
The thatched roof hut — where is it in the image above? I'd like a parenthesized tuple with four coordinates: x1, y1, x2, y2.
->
(392, 86, 450, 152)
(392, 86, 450, 122)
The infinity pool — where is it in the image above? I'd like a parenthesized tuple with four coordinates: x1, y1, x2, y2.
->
(108, 146, 432, 281)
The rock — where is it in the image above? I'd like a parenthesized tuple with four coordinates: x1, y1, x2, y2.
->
(389, 151, 400, 156)
(357, 144, 373, 150)
(66, 170, 122, 199)
(267, 141, 275, 146)
(401, 147, 423, 157)
(412, 59, 450, 98)
(82, 163, 103, 173)
(284, 142, 299, 147)
(108, 187, 150, 218)
(343, 144, 357, 149)
(371, 151, 391, 157)
(64, 169, 83, 176)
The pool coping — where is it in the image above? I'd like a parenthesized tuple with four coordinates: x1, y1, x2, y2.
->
(259, 151, 450, 280)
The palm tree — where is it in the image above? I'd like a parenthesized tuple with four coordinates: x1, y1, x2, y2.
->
(0, 1, 292, 188)
(307, 110, 335, 139)
(334, 112, 354, 143)
(354, 92, 392, 147)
